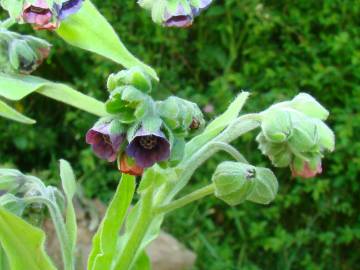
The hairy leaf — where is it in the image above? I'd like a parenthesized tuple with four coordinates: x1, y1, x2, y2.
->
(0, 99, 35, 124)
(59, 159, 77, 255)
(0, 206, 57, 270)
(88, 174, 136, 270)
(0, 73, 106, 121)
(57, 0, 158, 80)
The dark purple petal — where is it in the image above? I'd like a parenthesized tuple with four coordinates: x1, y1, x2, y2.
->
(199, 0, 212, 9)
(59, 0, 83, 20)
(164, 4, 193, 28)
(126, 128, 170, 168)
(86, 122, 124, 162)
(22, 0, 55, 28)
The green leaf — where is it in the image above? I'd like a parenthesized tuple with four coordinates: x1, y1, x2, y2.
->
(0, 99, 36, 124)
(185, 92, 249, 158)
(59, 159, 77, 254)
(88, 174, 136, 270)
(57, 0, 158, 80)
(0, 73, 106, 118)
(0, 206, 57, 270)
(132, 251, 152, 270)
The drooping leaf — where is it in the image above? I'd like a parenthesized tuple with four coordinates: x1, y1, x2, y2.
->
(0, 206, 57, 270)
(0, 73, 106, 118)
(57, 0, 158, 80)
(0, 99, 36, 124)
(185, 92, 250, 158)
(59, 159, 77, 254)
(88, 174, 136, 270)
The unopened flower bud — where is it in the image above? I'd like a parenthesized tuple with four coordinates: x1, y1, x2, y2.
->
(212, 162, 256, 206)
(0, 169, 26, 193)
(0, 30, 51, 74)
(118, 154, 144, 176)
(107, 67, 152, 93)
(157, 96, 205, 136)
(291, 156, 322, 179)
(212, 162, 278, 206)
(258, 96, 335, 179)
(106, 86, 151, 123)
(289, 93, 329, 120)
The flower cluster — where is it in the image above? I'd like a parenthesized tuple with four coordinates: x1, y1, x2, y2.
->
(256, 93, 335, 178)
(20, 0, 83, 30)
(138, 0, 213, 28)
(86, 67, 205, 176)
(0, 29, 51, 74)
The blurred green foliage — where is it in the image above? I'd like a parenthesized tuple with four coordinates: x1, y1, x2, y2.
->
(1, 0, 359, 269)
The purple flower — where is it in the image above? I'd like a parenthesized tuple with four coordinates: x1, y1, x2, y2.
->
(191, 0, 213, 17)
(58, 0, 83, 20)
(86, 122, 124, 162)
(22, 0, 59, 30)
(126, 128, 170, 168)
(164, 4, 193, 28)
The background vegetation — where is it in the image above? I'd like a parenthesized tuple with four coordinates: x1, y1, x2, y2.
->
(1, 0, 359, 269)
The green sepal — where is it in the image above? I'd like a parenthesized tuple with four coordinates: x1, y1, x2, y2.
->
(107, 67, 152, 93)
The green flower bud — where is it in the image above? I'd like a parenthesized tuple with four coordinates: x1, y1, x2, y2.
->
(107, 67, 152, 93)
(0, 169, 26, 193)
(8, 39, 38, 73)
(212, 162, 256, 206)
(256, 133, 292, 167)
(246, 166, 278, 205)
(0, 29, 50, 74)
(289, 93, 329, 120)
(258, 96, 335, 178)
(157, 96, 205, 136)
(106, 86, 152, 123)
(314, 119, 335, 152)
(260, 107, 295, 143)
(212, 162, 278, 206)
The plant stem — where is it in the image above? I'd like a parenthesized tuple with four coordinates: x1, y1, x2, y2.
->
(155, 184, 215, 215)
(210, 142, 249, 163)
(0, 18, 15, 29)
(167, 114, 260, 200)
(24, 197, 74, 270)
(113, 186, 154, 270)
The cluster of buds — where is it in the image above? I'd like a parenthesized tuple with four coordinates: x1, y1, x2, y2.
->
(0, 29, 51, 74)
(256, 93, 335, 178)
(86, 67, 205, 176)
(12, 0, 83, 30)
(138, 0, 213, 28)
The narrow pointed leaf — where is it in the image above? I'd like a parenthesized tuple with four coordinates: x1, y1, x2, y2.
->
(57, 0, 158, 80)
(0, 73, 106, 117)
(59, 160, 77, 254)
(88, 174, 136, 270)
(0, 100, 36, 124)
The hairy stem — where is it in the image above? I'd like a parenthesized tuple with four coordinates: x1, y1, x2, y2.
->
(24, 197, 74, 270)
(155, 184, 215, 215)
(0, 18, 15, 29)
(168, 114, 261, 200)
